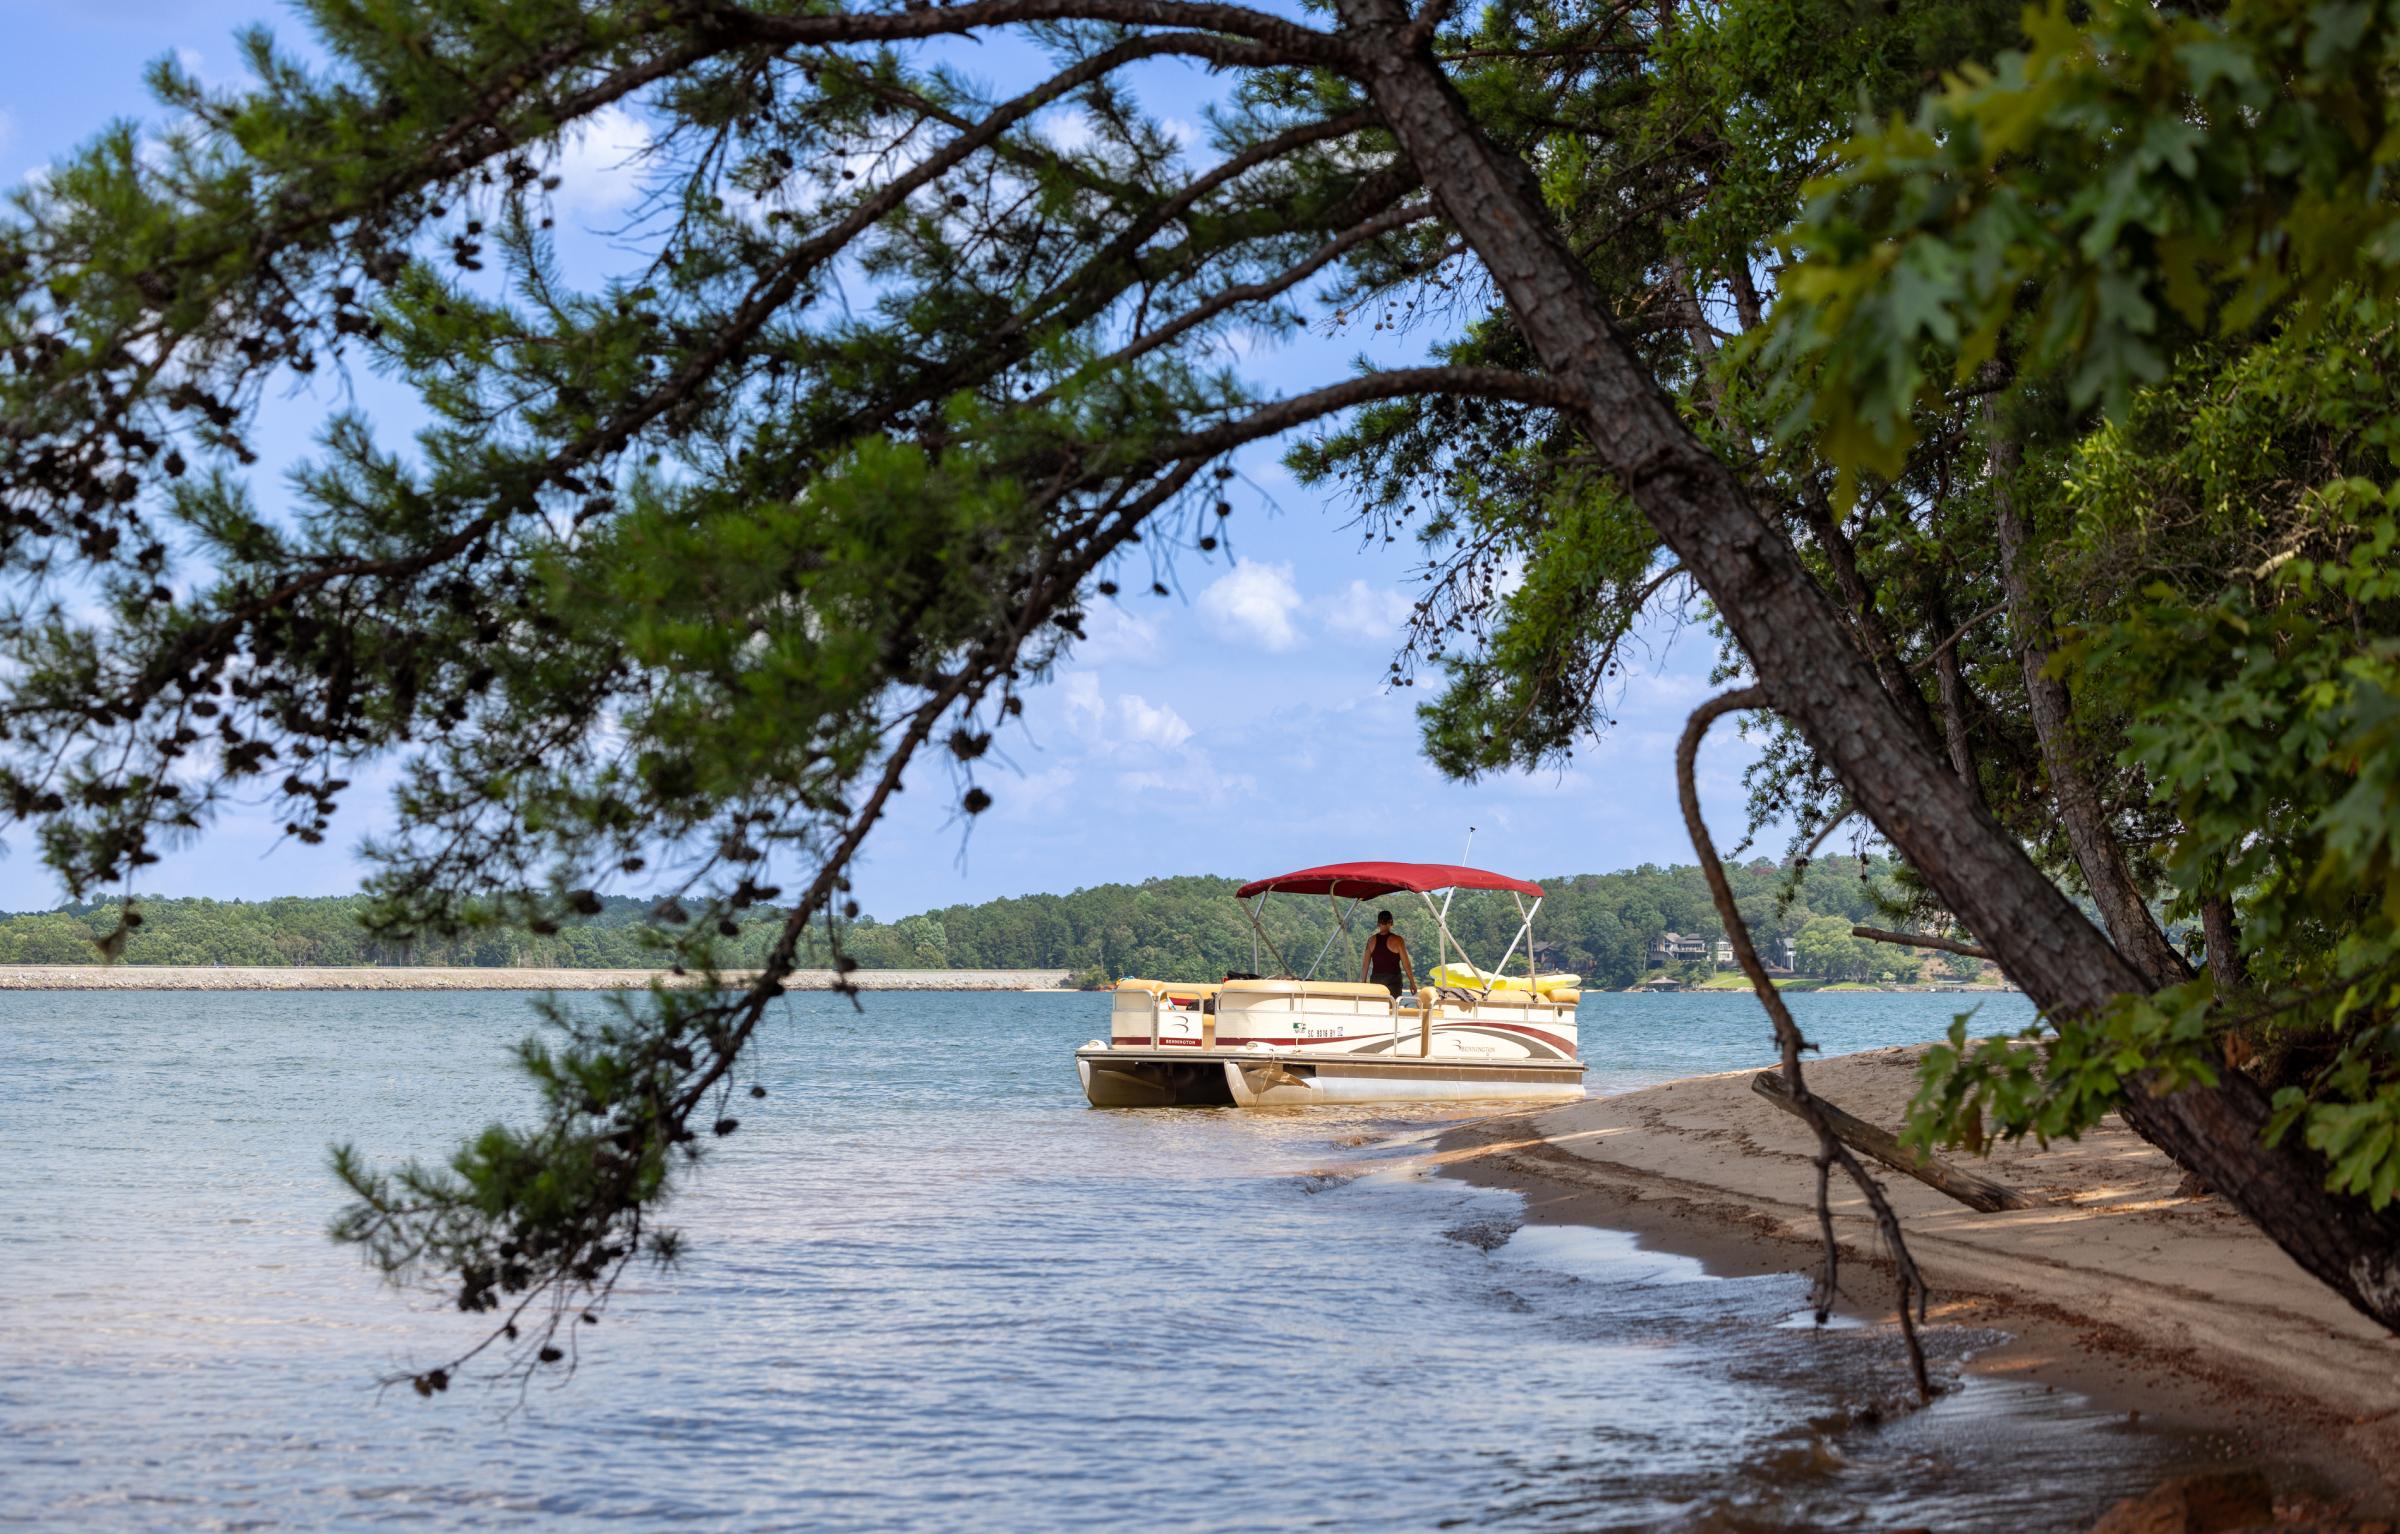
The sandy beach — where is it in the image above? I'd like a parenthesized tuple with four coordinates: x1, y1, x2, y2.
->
(1434, 1045, 2400, 1511)
(0, 965, 1073, 991)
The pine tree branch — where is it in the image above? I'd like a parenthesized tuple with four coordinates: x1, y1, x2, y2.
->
(1146, 366, 1578, 462)
(725, 0, 1351, 66)
(1031, 199, 1441, 405)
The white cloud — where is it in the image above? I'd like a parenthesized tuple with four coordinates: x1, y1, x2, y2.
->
(991, 764, 1078, 824)
(1038, 671, 1247, 805)
(1037, 108, 1097, 154)
(1323, 578, 1413, 643)
(1116, 693, 1193, 749)
(1196, 560, 1304, 652)
(1062, 671, 1106, 729)
(1059, 671, 1192, 748)
(1078, 603, 1160, 666)
(1619, 666, 1722, 714)
(1117, 757, 1254, 803)
(551, 104, 657, 219)
(1036, 110, 1196, 160)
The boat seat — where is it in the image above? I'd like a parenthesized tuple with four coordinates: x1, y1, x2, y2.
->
(1471, 991, 1547, 1008)
(1219, 978, 1395, 1002)
(1441, 987, 1575, 1010)
(1113, 979, 1220, 999)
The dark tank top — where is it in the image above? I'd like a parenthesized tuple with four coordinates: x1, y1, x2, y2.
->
(1368, 932, 1404, 977)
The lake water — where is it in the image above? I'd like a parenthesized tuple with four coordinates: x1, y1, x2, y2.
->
(0, 988, 2242, 1531)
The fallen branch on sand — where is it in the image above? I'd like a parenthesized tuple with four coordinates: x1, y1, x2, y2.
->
(1749, 1071, 2044, 1214)
(1680, 687, 1936, 1399)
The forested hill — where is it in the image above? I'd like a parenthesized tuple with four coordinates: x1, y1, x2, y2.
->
(0, 860, 1930, 991)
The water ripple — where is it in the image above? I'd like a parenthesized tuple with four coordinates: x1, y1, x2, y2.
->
(0, 988, 2229, 1531)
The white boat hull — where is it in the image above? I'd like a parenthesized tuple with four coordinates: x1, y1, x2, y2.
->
(1075, 1045, 1585, 1108)
(1082, 976, 1586, 1109)
(1221, 1051, 1585, 1106)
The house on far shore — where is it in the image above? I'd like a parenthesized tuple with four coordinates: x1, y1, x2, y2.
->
(1649, 931, 1713, 966)
(1650, 931, 1801, 976)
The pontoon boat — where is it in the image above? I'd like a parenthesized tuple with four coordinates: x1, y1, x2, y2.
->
(1074, 861, 1587, 1107)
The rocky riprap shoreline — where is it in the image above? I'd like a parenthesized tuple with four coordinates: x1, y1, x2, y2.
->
(0, 966, 1073, 992)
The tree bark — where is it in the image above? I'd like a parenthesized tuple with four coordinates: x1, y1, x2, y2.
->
(1983, 399, 2191, 991)
(1853, 925, 1994, 962)
(1334, 3, 2400, 1333)
(1666, 252, 1724, 417)
(1675, 267, 1929, 747)
(1924, 584, 1983, 804)
(1668, 236, 1923, 747)
(1794, 487, 1939, 745)
(1728, 262, 1764, 332)
(2202, 894, 2247, 995)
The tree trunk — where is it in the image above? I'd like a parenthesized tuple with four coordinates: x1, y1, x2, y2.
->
(1671, 262, 1926, 743)
(1984, 399, 2190, 990)
(1795, 487, 1937, 743)
(1728, 263, 1764, 332)
(2202, 894, 2247, 995)
(1667, 252, 1721, 413)
(1335, 4, 2400, 1333)
(1924, 584, 1982, 804)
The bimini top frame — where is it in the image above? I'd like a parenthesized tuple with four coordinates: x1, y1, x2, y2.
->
(1235, 861, 1548, 994)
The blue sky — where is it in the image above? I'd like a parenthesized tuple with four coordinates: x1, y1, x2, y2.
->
(0, 3, 1767, 917)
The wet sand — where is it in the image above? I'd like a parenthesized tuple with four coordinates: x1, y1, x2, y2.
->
(0, 965, 1074, 991)
(1431, 1045, 2400, 1512)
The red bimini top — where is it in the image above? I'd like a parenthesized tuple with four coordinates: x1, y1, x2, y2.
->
(1235, 861, 1544, 901)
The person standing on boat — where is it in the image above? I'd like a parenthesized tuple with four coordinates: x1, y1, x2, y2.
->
(1362, 911, 1415, 998)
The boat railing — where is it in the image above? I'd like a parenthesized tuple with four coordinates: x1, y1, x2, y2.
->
(1112, 980, 1218, 1048)
(1433, 986, 1581, 1012)
(1112, 975, 1576, 1053)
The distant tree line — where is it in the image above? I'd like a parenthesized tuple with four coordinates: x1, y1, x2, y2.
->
(0, 894, 685, 969)
(0, 859, 1931, 989)
(885, 859, 1935, 988)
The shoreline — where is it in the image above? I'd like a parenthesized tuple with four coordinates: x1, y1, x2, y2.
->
(0, 964, 1076, 992)
(1426, 1046, 2400, 1514)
